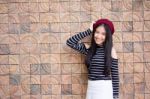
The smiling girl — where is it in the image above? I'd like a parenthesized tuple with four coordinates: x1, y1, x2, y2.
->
(66, 19, 119, 99)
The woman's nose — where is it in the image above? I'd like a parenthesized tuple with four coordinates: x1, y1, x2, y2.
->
(95, 34, 101, 38)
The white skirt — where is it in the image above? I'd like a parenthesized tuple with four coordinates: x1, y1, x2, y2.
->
(86, 79, 113, 99)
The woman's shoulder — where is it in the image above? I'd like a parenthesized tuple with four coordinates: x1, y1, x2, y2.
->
(111, 47, 118, 59)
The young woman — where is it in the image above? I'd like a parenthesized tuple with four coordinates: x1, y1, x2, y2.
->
(66, 19, 119, 99)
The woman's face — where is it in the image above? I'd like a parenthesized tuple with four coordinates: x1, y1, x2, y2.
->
(94, 25, 106, 46)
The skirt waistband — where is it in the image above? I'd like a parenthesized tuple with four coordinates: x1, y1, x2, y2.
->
(88, 76, 112, 81)
(87, 79, 112, 87)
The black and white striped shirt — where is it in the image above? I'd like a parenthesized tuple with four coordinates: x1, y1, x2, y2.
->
(66, 28, 119, 98)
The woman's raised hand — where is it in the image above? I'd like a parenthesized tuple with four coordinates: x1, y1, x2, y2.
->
(90, 21, 96, 32)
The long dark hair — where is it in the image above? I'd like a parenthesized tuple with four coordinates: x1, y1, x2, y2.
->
(85, 23, 113, 77)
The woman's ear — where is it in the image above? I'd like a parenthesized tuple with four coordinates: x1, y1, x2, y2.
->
(111, 47, 118, 59)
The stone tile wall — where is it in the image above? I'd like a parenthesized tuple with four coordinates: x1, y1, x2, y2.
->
(0, 0, 150, 99)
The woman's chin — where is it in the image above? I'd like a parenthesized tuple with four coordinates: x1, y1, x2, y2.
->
(95, 40, 104, 45)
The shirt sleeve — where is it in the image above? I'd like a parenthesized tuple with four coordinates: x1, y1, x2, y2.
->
(66, 28, 92, 55)
(111, 58, 120, 98)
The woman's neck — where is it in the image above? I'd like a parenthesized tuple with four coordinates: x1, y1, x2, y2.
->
(97, 44, 104, 47)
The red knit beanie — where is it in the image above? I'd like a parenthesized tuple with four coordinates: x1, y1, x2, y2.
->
(93, 18, 115, 35)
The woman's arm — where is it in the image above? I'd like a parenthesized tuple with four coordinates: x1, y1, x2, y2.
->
(66, 28, 92, 55)
(111, 47, 120, 99)
(111, 58, 119, 99)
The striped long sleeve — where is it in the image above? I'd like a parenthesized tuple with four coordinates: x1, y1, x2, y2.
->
(66, 28, 92, 55)
(111, 58, 119, 98)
